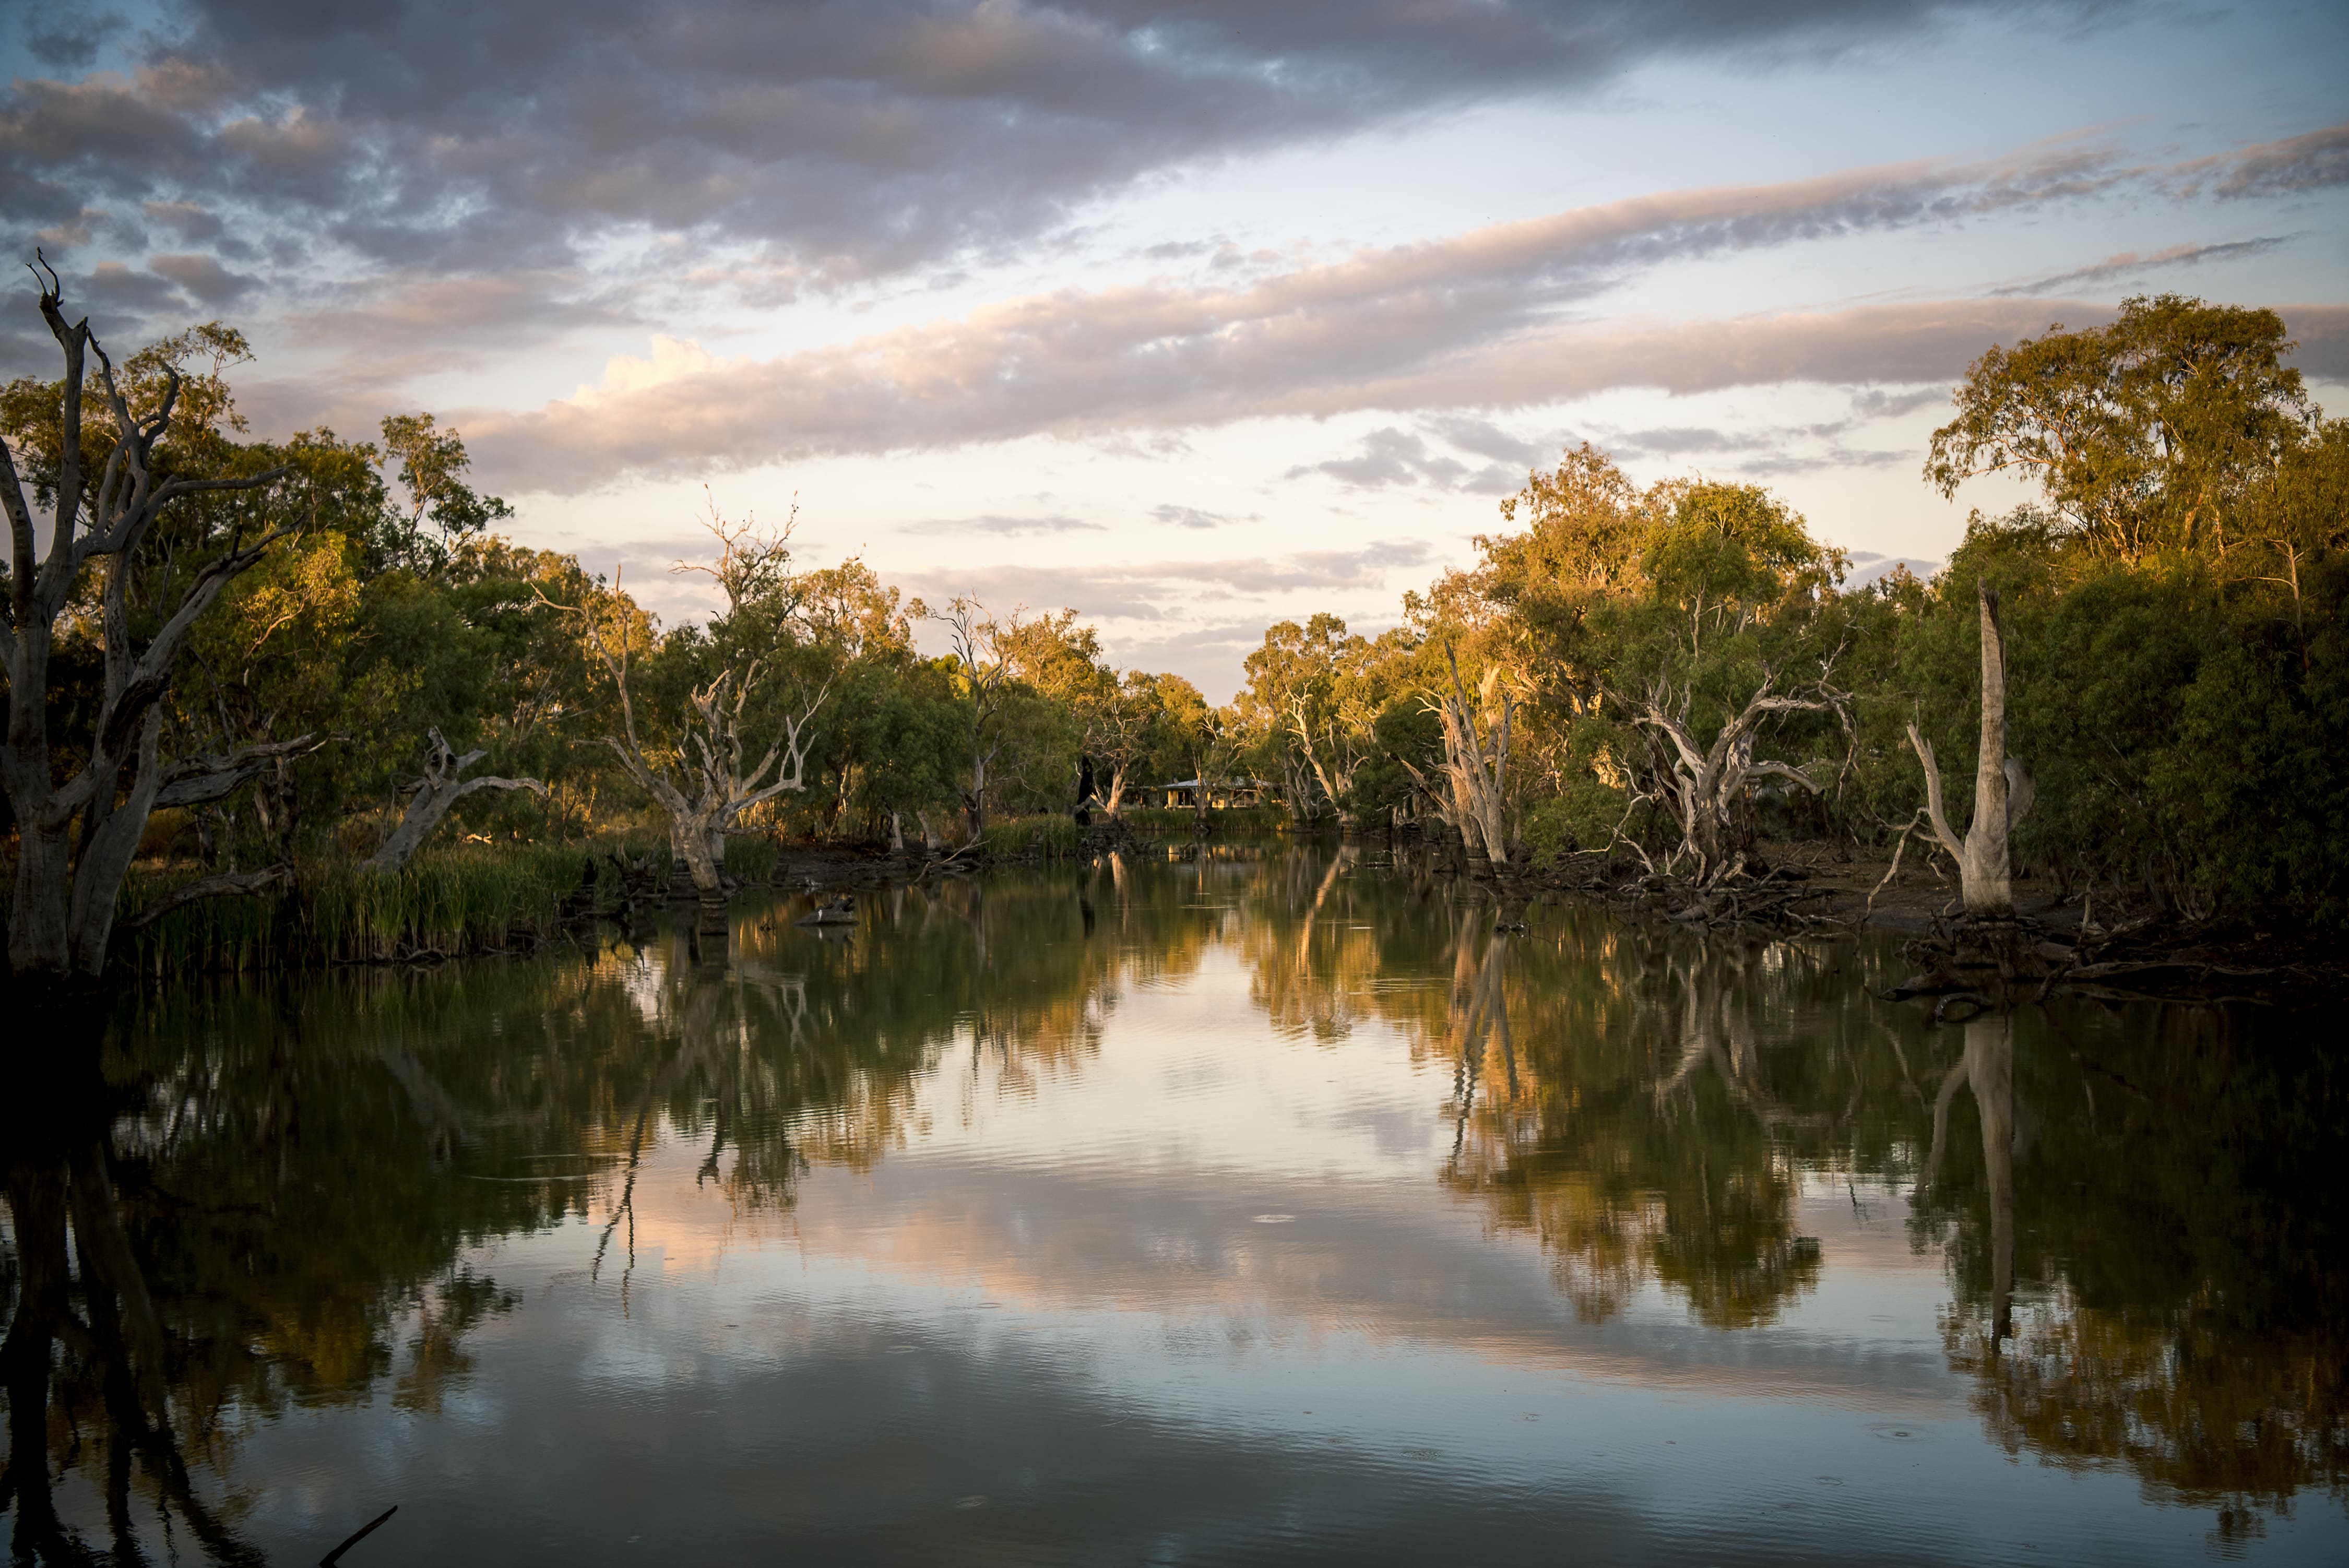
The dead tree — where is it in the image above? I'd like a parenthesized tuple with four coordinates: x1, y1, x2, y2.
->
(568, 580, 826, 899)
(1633, 669, 1836, 887)
(1, 262, 295, 982)
(1906, 581, 2034, 918)
(362, 727, 547, 873)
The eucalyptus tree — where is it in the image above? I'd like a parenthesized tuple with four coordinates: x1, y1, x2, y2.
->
(556, 501, 826, 904)
(1927, 294, 2315, 564)
(0, 266, 302, 983)
(925, 594, 1014, 841)
(1240, 613, 1384, 832)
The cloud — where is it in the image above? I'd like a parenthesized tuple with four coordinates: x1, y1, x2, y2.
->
(1, 0, 2070, 289)
(18, 7, 124, 72)
(148, 251, 257, 306)
(1424, 417, 1551, 468)
(1295, 427, 1467, 489)
(1845, 386, 1949, 421)
(1289, 426, 1529, 494)
(899, 538, 1434, 620)
(1150, 504, 1239, 530)
(455, 144, 2180, 492)
(2286, 303, 2349, 379)
(1593, 418, 1911, 478)
(1989, 236, 2292, 296)
(2173, 120, 2349, 200)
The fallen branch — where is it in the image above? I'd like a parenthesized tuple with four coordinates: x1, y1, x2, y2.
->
(115, 864, 293, 935)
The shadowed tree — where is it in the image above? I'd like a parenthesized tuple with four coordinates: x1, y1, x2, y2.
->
(1, 263, 303, 983)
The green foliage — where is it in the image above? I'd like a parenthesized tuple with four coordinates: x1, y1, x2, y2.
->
(20, 292, 2349, 968)
(1926, 294, 2316, 562)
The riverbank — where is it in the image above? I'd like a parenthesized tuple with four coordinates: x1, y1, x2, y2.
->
(85, 820, 2344, 1001)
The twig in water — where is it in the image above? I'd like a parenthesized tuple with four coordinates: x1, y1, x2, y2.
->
(320, 1504, 398, 1565)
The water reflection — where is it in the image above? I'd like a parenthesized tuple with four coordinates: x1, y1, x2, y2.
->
(2, 852, 2342, 1563)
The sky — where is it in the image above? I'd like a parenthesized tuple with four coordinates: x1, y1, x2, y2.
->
(5, 1, 2345, 699)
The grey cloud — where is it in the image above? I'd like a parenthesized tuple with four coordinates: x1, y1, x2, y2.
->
(20, 8, 124, 72)
(75, 259, 185, 318)
(142, 199, 227, 244)
(1150, 504, 1237, 529)
(2174, 120, 2349, 200)
(444, 137, 2191, 492)
(0, 1, 2083, 293)
(2285, 303, 2349, 379)
(1425, 416, 1549, 468)
(149, 252, 257, 306)
(1296, 427, 1468, 489)
(1459, 464, 1524, 495)
(901, 537, 1432, 617)
(1845, 386, 1948, 420)
(460, 277, 2133, 495)
(1292, 425, 1528, 495)
(1598, 419, 1912, 477)
(1730, 447, 1908, 477)
(1989, 236, 2292, 296)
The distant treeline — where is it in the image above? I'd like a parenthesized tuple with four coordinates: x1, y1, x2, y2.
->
(4, 291, 2345, 974)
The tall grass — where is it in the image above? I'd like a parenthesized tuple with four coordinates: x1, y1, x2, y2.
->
(116, 830, 811, 976)
(975, 814, 1086, 861)
(122, 843, 602, 975)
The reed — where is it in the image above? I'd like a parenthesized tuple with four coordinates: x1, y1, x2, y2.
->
(121, 842, 608, 975)
(117, 828, 825, 976)
(975, 814, 1086, 861)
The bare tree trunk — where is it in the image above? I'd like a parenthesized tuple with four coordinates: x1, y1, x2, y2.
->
(1907, 581, 2031, 918)
(1427, 647, 1513, 873)
(1634, 670, 1834, 888)
(549, 576, 824, 904)
(362, 728, 545, 873)
(2, 268, 292, 981)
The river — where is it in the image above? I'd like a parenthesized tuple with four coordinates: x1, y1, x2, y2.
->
(5, 847, 2343, 1564)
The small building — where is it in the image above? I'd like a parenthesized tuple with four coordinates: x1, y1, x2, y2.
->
(1149, 777, 1275, 810)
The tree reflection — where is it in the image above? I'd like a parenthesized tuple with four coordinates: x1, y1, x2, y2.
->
(2, 1043, 267, 1566)
(3, 869, 1168, 1559)
(1427, 920, 1827, 1329)
(1919, 1007, 2347, 1544)
(4, 855, 2341, 1550)
(1233, 854, 2344, 1538)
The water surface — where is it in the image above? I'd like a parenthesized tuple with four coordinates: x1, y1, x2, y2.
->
(6, 849, 2343, 1564)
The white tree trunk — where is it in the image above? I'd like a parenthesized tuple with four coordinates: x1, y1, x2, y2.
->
(1906, 581, 2028, 918)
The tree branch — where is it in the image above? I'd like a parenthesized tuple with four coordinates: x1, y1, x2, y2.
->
(114, 864, 294, 935)
(152, 733, 327, 810)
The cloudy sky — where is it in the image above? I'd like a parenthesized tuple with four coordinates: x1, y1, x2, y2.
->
(6, 1, 2345, 697)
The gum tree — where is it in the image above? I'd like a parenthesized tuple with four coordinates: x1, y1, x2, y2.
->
(1, 266, 300, 983)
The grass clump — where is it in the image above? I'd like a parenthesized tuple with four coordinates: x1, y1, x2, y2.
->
(976, 814, 1086, 860)
(121, 843, 601, 975)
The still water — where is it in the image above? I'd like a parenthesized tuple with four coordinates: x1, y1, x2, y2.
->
(5, 849, 2343, 1564)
